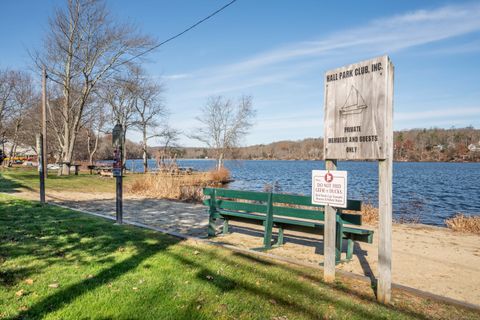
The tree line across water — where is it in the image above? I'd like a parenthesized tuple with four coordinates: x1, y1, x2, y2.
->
(180, 127, 480, 162)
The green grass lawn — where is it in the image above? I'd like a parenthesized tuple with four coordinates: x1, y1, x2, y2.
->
(0, 167, 141, 194)
(0, 194, 478, 319)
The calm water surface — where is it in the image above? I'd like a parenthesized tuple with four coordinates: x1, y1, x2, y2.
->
(126, 159, 480, 226)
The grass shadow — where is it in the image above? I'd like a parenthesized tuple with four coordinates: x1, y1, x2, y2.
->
(0, 170, 35, 193)
(168, 247, 432, 320)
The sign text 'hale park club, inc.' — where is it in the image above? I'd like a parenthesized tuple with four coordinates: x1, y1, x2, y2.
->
(324, 55, 394, 160)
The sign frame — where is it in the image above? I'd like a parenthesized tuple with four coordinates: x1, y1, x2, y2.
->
(323, 55, 393, 161)
(311, 170, 348, 208)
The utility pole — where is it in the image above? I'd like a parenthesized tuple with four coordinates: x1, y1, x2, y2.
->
(42, 66, 48, 179)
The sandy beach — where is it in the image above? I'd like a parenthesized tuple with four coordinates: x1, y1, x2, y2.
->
(210, 221, 480, 305)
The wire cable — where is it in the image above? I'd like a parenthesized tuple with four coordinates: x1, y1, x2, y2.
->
(117, 0, 238, 67)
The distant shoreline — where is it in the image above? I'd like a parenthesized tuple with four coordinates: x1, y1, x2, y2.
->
(131, 158, 480, 164)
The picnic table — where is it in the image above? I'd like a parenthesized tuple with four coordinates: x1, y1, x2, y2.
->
(57, 162, 81, 175)
(87, 165, 113, 176)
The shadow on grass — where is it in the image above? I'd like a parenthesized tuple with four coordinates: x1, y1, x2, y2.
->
(0, 171, 35, 193)
(168, 248, 431, 320)
(0, 197, 184, 319)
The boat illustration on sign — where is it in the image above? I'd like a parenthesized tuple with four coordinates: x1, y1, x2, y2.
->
(339, 85, 368, 116)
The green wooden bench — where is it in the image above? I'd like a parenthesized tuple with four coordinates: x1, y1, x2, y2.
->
(203, 188, 374, 263)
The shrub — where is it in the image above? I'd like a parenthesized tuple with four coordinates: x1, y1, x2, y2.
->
(128, 168, 230, 202)
(445, 214, 480, 234)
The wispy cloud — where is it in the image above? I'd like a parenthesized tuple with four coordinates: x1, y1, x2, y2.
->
(161, 2, 480, 146)
(395, 107, 480, 121)
(175, 2, 480, 95)
(163, 73, 193, 80)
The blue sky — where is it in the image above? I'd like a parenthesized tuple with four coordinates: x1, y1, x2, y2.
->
(1, 0, 480, 147)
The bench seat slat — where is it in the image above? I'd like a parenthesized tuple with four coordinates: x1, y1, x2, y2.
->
(216, 200, 267, 214)
(217, 209, 265, 219)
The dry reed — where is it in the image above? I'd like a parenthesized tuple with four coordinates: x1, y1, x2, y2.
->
(128, 169, 230, 202)
(445, 214, 480, 234)
(360, 204, 379, 225)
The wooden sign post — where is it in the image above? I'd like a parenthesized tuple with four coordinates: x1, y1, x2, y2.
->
(323, 55, 394, 303)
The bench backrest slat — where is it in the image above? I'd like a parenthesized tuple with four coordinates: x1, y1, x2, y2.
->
(272, 205, 324, 220)
(205, 188, 269, 202)
(272, 193, 319, 206)
(203, 188, 363, 225)
(216, 199, 267, 214)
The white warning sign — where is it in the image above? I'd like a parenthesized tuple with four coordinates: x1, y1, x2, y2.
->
(311, 170, 348, 208)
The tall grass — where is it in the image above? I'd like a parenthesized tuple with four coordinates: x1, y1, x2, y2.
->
(360, 204, 379, 225)
(445, 214, 480, 234)
(128, 168, 230, 202)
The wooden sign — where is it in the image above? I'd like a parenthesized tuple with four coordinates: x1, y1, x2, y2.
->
(324, 55, 393, 160)
(312, 170, 347, 208)
(112, 123, 123, 148)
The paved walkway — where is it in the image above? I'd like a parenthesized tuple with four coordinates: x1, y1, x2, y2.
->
(54, 197, 209, 237)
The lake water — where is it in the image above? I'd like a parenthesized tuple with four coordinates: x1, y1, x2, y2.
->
(125, 159, 480, 226)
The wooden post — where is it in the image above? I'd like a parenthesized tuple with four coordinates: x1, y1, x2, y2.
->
(42, 66, 48, 179)
(36, 134, 46, 204)
(378, 158, 392, 303)
(324, 159, 337, 282)
(377, 58, 394, 303)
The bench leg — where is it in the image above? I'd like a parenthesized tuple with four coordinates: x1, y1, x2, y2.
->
(263, 223, 273, 249)
(222, 219, 229, 235)
(335, 220, 343, 263)
(276, 226, 284, 246)
(346, 237, 354, 260)
(263, 193, 274, 249)
(208, 215, 216, 237)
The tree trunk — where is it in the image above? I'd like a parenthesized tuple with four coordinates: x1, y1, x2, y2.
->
(217, 152, 224, 170)
(142, 127, 148, 173)
(7, 122, 20, 167)
(86, 129, 100, 166)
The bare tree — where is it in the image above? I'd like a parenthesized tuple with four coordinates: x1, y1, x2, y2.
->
(83, 103, 108, 165)
(133, 74, 167, 172)
(157, 126, 181, 166)
(33, 0, 154, 175)
(100, 66, 141, 169)
(0, 70, 17, 140)
(0, 71, 38, 166)
(191, 95, 255, 169)
(5, 72, 37, 166)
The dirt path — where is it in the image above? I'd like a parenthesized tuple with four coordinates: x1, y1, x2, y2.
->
(8, 189, 480, 305)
